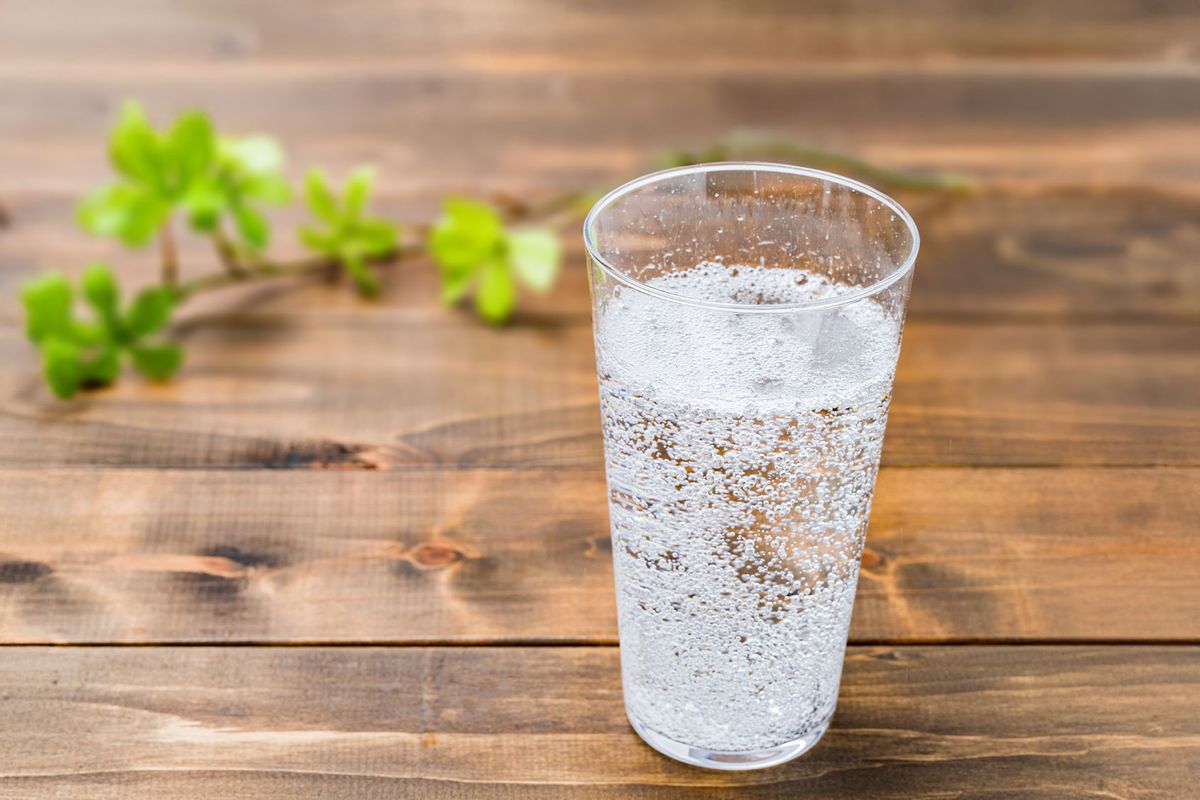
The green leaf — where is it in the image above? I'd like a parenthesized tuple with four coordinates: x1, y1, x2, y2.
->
(116, 198, 167, 246)
(223, 136, 284, 174)
(109, 101, 163, 188)
(130, 342, 183, 380)
(21, 274, 74, 343)
(125, 287, 175, 337)
(81, 263, 121, 332)
(70, 320, 109, 347)
(41, 338, 82, 399)
(429, 198, 504, 273)
(182, 179, 226, 232)
(506, 228, 560, 292)
(242, 174, 292, 204)
(343, 167, 374, 220)
(298, 225, 337, 255)
(79, 343, 122, 386)
(77, 185, 128, 234)
(304, 170, 339, 223)
(297, 169, 403, 298)
(475, 259, 516, 323)
(341, 253, 380, 297)
(77, 184, 167, 247)
(439, 269, 475, 304)
(165, 111, 215, 193)
(352, 218, 397, 256)
(231, 203, 269, 250)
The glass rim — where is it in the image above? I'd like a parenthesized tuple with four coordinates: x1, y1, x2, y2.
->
(582, 161, 920, 313)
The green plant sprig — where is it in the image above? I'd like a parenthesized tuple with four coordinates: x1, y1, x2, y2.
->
(298, 168, 400, 297)
(20, 102, 548, 398)
(20, 104, 974, 399)
(22, 265, 179, 398)
(429, 199, 561, 323)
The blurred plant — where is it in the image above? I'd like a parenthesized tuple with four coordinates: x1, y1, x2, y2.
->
(24, 103, 427, 397)
(299, 169, 399, 297)
(19, 105, 974, 399)
(22, 266, 178, 398)
(429, 199, 560, 323)
(77, 103, 292, 280)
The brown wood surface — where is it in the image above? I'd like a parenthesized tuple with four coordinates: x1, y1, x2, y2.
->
(1, 77, 1197, 195)
(0, 646, 1197, 798)
(1, 0, 1200, 195)
(0, 467, 1196, 644)
(4, 186, 1200, 322)
(0, 0, 1197, 795)
(0, 318, 1194, 469)
(5, 0, 1200, 65)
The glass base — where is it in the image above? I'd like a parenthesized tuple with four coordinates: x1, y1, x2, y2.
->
(628, 712, 833, 771)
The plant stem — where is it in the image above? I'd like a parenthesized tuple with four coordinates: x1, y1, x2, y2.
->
(212, 229, 245, 276)
(489, 188, 606, 235)
(172, 136, 975, 302)
(159, 222, 179, 286)
(176, 242, 422, 298)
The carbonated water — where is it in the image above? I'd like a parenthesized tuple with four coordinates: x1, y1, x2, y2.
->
(595, 263, 902, 753)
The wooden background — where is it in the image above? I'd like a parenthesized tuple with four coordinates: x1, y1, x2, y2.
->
(1, 1, 1198, 796)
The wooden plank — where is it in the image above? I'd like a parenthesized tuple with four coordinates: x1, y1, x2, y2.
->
(909, 186, 1200, 320)
(2, 2, 1195, 193)
(1, 0, 1197, 65)
(4, 124, 1198, 195)
(19, 63, 1195, 136)
(0, 645, 1195, 797)
(0, 66, 1198, 193)
(0, 467, 1194, 643)
(885, 321, 1199, 467)
(4, 186, 1199, 322)
(0, 316, 1194, 469)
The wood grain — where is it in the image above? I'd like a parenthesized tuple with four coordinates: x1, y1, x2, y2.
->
(0, 315, 1194, 469)
(3, 185, 1198, 323)
(0, 645, 1196, 798)
(0, 468, 1194, 644)
(2, 69, 1198, 194)
(4, 0, 1199, 65)
(2, 1, 1197, 198)
(2, 0, 1200, 195)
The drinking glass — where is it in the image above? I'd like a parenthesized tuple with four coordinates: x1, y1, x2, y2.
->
(583, 163, 918, 770)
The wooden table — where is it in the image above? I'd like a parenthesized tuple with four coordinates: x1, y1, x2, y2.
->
(1, 2, 1198, 797)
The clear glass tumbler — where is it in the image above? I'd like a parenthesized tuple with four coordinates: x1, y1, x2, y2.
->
(583, 163, 918, 770)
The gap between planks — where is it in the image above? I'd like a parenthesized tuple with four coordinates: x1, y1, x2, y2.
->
(1, 639, 1199, 649)
(0, 463, 1194, 472)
